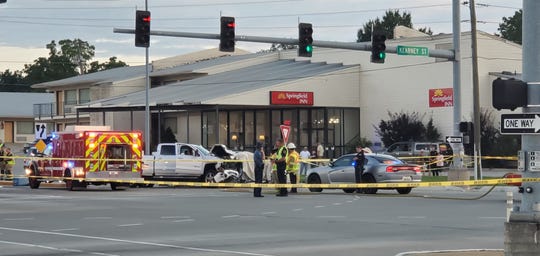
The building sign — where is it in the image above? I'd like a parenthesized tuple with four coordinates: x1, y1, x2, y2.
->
(429, 88, 453, 108)
(270, 91, 314, 105)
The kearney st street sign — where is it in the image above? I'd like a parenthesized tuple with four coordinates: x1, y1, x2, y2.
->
(501, 114, 540, 134)
(396, 45, 429, 56)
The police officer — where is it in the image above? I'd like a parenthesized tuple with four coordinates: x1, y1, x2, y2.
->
(274, 139, 288, 197)
(286, 143, 300, 193)
(354, 145, 366, 193)
(253, 142, 265, 197)
(4, 147, 14, 180)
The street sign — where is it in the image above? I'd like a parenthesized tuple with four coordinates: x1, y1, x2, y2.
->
(35, 123, 47, 139)
(528, 151, 540, 172)
(518, 151, 525, 172)
(445, 135, 463, 143)
(501, 114, 540, 134)
(396, 45, 429, 56)
(280, 125, 291, 144)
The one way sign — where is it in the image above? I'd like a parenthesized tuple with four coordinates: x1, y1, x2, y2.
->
(501, 114, 540, 134)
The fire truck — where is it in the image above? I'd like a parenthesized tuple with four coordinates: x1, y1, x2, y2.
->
(25, 126, 144, 191)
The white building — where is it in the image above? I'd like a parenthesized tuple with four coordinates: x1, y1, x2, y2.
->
(32, 31, 522, 155)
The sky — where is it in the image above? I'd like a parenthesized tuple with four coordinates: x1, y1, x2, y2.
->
(0, 0, 522, 72)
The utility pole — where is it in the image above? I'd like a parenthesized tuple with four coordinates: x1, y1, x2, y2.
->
(505, 0, 540, 254)
(452, 0, 463, 169)
(469, 0, 482, 179)
(144, 0, 150, 154)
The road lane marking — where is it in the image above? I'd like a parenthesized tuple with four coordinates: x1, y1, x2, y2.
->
(222, 215, 240, 218)
(51, 228, 80, 232)
(314, 205, 325, 208)
(317, 216, 346, 218)
(478, 217, 506, 220)
(261, 212, 276, 215)
(332, 203, 342, 206)
(173, 219, 195, 223)
(83, 217, 113, 220)
(0, 226, 275, 256)
(292, 208, 303, 212)
(117, 223, 143, 227)
(3, 217, 34, 221)
(346, 200, 353, 203)
(398, 216, 426, 219)
(0, 240, 117, 256)
(160, 216, 191, 219)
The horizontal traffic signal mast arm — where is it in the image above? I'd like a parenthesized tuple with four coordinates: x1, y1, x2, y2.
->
(114, 28, 456, 60)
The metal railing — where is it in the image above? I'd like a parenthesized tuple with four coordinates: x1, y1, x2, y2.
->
(33, 100, 91, 119)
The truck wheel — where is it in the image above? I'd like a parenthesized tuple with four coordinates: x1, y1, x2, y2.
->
(202, 167, 217, 183)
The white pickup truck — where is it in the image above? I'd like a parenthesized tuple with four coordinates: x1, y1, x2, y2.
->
(142, 143, 222, 182)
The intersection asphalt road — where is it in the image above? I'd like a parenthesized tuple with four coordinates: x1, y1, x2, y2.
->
(0, 185, 516, 256)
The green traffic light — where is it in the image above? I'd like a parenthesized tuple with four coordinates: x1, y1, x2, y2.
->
(306, 45, 313, 53)
(379, 52, 386, 59)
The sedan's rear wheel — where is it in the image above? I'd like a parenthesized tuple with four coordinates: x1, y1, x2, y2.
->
(307, 175, 323, 192)
(397, 187, 412, 194)
(362, 174, 378, 194)
(343, 189, 356, 193)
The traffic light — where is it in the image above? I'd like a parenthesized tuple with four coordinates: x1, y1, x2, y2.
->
(459, 121, 474, 155)
(135, 10, 151, 48)
(298, 23, 313, 57)
(492, 78, 527, 111)
(220, 16, 235, 52)
(371, 31, 386, 63)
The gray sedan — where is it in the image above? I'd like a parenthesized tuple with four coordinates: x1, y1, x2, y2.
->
(306, 153, 422, 194)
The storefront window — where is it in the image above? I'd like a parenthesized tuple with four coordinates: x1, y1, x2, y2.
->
(343, 108, 360, 152)
(65, 89, 77, 105)
(255, 110, 269, 149)
(229, 111, 243, 150)
(245, 111, 254, 150)
(328, 108, 342, 156)
(299, 109, 309, 148)
(202, 112, 217, 147)
(311, 109, 325, 150)
(219, 112, 228, 146)
(282, 109, 298, 145)
(271, 110, 281, 144)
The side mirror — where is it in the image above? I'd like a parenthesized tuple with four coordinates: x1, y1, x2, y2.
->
(328, 161, 334, 167)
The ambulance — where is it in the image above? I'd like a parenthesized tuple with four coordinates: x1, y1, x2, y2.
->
(25, 126, 143, 190)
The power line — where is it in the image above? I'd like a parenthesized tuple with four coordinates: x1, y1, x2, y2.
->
(1, 0, 304, 10)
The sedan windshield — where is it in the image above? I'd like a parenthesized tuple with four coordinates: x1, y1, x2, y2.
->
(369, 155, 404, 165)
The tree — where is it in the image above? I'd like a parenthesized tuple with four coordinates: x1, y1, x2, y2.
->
(58, 39, 96, 74)
(161, 127, 177, 143)
(425, 117, 441, 141)
(357, 10, 413, 42)
(23, 56, 78, 85)
(88, 57, 128, 73)
(418, 27, 434, 35)
(498, 9, 522, 45)
(0, 69, 35, 92)
(375, 111, 426, 147)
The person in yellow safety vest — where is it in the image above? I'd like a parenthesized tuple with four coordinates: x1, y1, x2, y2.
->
(0, 144, 5, 180)
(3, 147, 14, 180)
(270, 147, 278, 184)
(286, 142, 300, 193)
(274, 139, 289, 197)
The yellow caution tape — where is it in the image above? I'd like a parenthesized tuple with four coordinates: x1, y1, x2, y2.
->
(18, 175, 538, 189)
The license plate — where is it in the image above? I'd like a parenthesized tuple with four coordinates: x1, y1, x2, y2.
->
(401, 176, 412, 181)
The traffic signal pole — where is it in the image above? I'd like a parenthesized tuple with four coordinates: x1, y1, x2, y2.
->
(113, 28, 455, 60)
(505, 0, 540, 254)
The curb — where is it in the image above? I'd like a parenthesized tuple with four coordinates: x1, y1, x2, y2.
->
(395, 249, 503, 256)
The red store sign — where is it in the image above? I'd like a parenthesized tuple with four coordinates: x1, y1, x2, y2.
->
(270, 91, 314, 105)
(429, 88, 453, 108)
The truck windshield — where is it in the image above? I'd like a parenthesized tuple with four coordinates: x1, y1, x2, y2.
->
(194, 145, 210, 156)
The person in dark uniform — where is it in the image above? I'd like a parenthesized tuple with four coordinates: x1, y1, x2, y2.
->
(429, 146, 439, 176)
(354, 145, 366, 193)
(274, 139, 289, 197)
(253, 142, 265, 197)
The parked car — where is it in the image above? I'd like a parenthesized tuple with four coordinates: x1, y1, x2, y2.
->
(23, 136, 53, 154)
(306, 153, 422, 194)
(383, 141, 453, 166)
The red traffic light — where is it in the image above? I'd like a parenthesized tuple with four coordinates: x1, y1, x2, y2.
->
(227, 22, 235, 28)
(142, 16, 151, 22)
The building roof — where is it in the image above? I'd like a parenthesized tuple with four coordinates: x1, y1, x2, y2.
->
(32, 52, 271, 89)
(32, 65, 148, 89)
(0, 92, 54, 118)
(81, 59, 353, 109)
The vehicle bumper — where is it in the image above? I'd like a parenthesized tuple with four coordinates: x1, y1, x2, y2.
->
(86, 171, 143, 182)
